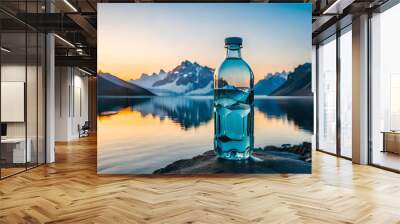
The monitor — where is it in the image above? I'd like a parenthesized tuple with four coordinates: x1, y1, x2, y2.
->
(1, 123, 7, 137)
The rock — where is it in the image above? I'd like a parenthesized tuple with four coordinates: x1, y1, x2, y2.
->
(153, 143, 312, 174)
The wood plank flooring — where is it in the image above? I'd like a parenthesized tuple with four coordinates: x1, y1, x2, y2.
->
(0, 135, 400, 223)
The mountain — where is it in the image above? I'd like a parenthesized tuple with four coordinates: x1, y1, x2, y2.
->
(254, 71, 287, 95)
(186, 81, 214, 96)
(98, 73, 155, 96)
(129, 60, 214, 96)
(125, 61, 311, 96)
(269, 63, 312, 96)
(130, 70, 167, 88)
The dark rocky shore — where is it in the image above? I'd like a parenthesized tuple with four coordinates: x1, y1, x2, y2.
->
(153, 142, 311, 174)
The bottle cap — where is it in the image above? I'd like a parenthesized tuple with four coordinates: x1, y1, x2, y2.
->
(225, 37, 242, 46)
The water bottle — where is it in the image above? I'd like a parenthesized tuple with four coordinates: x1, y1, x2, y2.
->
(214, 37, 254, 160)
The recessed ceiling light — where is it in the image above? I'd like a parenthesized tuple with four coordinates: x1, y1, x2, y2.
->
(78, 67, 93, 76)
(1, 47, 11, 53)
(63, 0, 78, 12)
(322, 0, 354, 15)
(54, 34, 75, 48)
(323, 0, 342, 14)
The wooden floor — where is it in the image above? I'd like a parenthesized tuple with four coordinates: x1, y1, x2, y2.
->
(1, 167, 26, 178)
(1, 136, 400, 224)
(372, 150, 400, 171)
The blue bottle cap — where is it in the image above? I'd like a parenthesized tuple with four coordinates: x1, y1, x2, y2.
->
(225, 37, 242, 46)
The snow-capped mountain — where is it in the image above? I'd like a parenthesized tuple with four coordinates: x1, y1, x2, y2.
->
(186, 81, 213, 96)
(254, 71, 288, 95)
(126, 60, 310, 96)
(130, 69, 167, 88)
(129, 60, 214, 96)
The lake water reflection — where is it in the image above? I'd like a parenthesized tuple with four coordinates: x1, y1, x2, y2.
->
(97, 96, 313, 174)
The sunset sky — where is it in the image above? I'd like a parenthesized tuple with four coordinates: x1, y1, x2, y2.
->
(98, 3, 311, 82)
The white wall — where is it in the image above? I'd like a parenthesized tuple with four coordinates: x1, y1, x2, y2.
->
(1, 64, 26, 81)
(71, 72, 89, 138)
(55, 67, 70, 141)
(55, 67, 89, 141)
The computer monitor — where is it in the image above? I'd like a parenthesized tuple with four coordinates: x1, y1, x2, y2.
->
(1, 123, 7, 137)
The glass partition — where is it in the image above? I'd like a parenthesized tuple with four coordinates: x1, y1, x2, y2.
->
(38, 32, 46, 165)
(27, 31, 38, 169)
(1, 31, 28, 177)
(0, 2, 46, 179)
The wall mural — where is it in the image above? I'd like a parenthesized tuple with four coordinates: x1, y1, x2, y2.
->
(97, 3, 313, 174)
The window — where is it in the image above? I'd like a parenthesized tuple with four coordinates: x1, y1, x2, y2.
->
(370, 3, 400, 171)
(317, 35, 337, 154)
(339, 27, 352, 158)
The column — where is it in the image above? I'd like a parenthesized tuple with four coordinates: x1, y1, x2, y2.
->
(352, 14, 369, 164)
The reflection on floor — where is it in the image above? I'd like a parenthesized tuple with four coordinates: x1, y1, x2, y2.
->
(372, 150, 400, 171)
(0, 162, 41, 178)
(0, 167, 25, 178)
(0, 135, 400, 223)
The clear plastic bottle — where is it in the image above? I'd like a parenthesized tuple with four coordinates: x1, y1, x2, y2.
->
(214, 37, 254, 160)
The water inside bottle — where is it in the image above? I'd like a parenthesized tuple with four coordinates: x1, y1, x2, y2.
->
(214, 85, 254, 160)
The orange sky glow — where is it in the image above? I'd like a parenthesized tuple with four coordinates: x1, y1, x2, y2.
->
(98, 4, 311, 83)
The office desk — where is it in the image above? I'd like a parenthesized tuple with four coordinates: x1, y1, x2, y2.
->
(382, 131, 400, 154)
(1, 138, 31, 163)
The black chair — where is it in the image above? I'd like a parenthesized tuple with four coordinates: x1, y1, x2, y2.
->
(78, 121, 90, 138)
